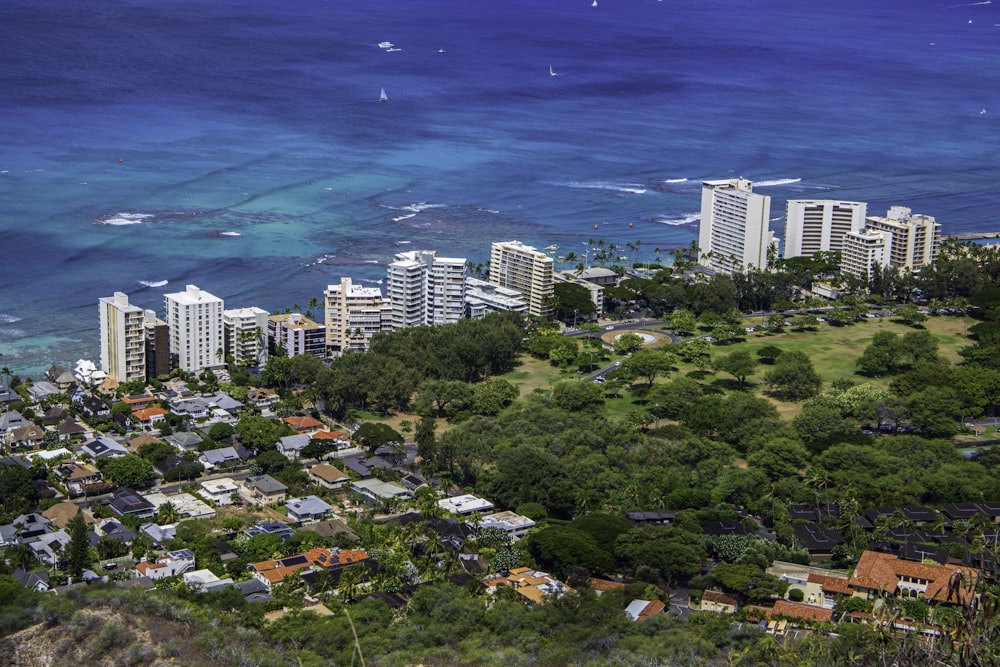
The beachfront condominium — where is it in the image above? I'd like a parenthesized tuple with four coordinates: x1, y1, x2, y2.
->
(386, 250, 467, 329)
(324, 277, 391, 355)
(223, 306, 270, 367)
(783, 200, 866, 259)
(840, 229, 890, 280)
(698, 178, 774, 275)
(164, 285, 225, 374)
(268, 313, 326, 358)
(488, 241, 553, 318)
(863, 206, 940, 271)
(99, 292, 147, 383)
(464, 277, 528, 319)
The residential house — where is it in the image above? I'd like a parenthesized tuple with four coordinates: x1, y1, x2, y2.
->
(42, 502, 95, 530)
(0, 381, 18, 409)
(246, 388, 280, 412)
(624, 599, 666, 622)
(163, 432, 203, 452)
(625, 510, 676, 527)
(350, 479, 412, 506)
(0, 410, 31, 438)
(133, 406, 169, 431)
(766, 599, 835, 624)
(170, 397, 212, 420)
(199, 446, 241, 471)
(120, 394, 158, 412)
(286, 496, 334, 523)
(491, 567, 575, 605)
(438, 494, 494, 516)
(309, 430, 350, 448)
(30, 529, 71, 567)
(284, 415, 324, 433)
(309, 463, 350, 490)
(134, 549, 196, 580)
(10, 513, 54, 544)
(143, 492, 216, 520)
(476, 511, 536, 541)
(183, 569, 234, 592)
(701, 590, 739, 614)
(94, 518, 137, 545)
(55, 418, 88, 441)
(244, 521, 297, 541)
(767, 560, 852, 609)
(849, 549, 978, 605)
(243, 474, 289, 505)
(108, 489, 156, 519)
(40, 406, 68, 426)
(234, 577, 276, 603)
(248, 547, 369, 591)
(208, 392, 244, 416)
(793, 522, 845, 562)
(79, 396, 111, 420)
(199, 478, 240, 506)
(339, 453, 394, 479)
(81, 436, 129, 460)
(54, 462, 105, 498)
(26, 381, 61, 404)
(7, 424, 46, 450)
(12, 569, 50, 592)
(127, 434, 164, 452)
(139, 522, 176, 546)
(277, 434, 311, 460)
(153, 454, 193, 477)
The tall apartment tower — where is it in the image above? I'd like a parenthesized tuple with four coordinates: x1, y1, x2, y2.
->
(269, 313, 327, 358)
(863, 206, 940, 271)
(99, 292, 147, 383)
(164, 284, 225, 374)
(223, 306, 270, 367)
(840, 229, 890, 280)
(386, 250, 467, 329)
(783, 200, 867, 259)
(143, 309, 171, 379)
(324, 277, 391, 355)
(488, 241, 554, 318)
(697, 178, 774, 274)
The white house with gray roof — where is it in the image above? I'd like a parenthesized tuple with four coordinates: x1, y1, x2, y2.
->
(285, 495, 334, 523)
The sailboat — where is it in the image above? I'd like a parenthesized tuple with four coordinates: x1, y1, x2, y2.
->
(549, 65, 558, 77)
(379, 87, 388, 102)
(592, 0, 597, 6)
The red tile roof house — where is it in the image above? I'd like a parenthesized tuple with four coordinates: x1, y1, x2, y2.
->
(624, 599, 666, 622)
(133, 407, 169, 432)
(700, 589, 739, 614)
(283, 415, 324, 433)
(249, 547, 369, 591)
(849, 550, 978, 606)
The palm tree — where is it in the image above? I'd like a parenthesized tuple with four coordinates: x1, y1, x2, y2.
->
(5, 543, 35, 571)
(156, 501, 178, 525)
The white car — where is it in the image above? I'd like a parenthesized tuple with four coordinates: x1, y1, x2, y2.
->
(605, 326, 615, 330)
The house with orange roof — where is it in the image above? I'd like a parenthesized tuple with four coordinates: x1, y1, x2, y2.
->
(249, 547, 369, 590)
(133, 406, 169, 431)
(771, 599, 834, 624)
(491, 567, 575, 605)
(625, 599, 666, 622)
(121, 394, 158, 411)
(701, 589, 739, 614)
(284, 415, 324, 433)
(134, 549, 196, 581)
(849, 549, 978, 606)
(310, 430, 348, 444)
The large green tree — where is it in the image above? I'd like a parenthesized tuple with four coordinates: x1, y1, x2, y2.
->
(714, 349, 758, 389)
(764, 351, 821, 400)
(101, 454, 155, 488)
(66, 510, 91, 579)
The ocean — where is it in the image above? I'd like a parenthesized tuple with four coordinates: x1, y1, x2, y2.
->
(1, 0, 998, 377)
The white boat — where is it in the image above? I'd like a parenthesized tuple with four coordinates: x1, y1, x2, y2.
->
(592, 0, 597, 6)
(380, 87, 388, 102)
(549, 65, 558, 77)
(378, 41, 394, 49)
(981, 108, 988, 115)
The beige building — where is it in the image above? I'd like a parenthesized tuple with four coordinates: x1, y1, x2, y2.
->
(324, 277, 391, 354)
(840, 229, 890, 280)
(863, 206, 940, 271)
(698, 178, 774, 274)
(223, 306, 269, 367)
(268, 313, 326, 358)
(784, 200, 866, 259)
(99, 292, 146, 383)
(489, 241, 554, 317)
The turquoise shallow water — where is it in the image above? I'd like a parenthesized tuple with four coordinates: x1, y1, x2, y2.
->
(1, 0, 998, 376)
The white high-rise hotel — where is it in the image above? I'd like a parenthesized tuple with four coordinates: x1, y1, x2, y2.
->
(386, 250, 467, 329)
(783, 200, 867, 258)
(164, 284, 225, 373)
(99, 292, 147, 383)
(698, 178, 774, 275)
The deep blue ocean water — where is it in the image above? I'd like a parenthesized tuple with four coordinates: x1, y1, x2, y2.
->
(1, 0, 998, 376)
